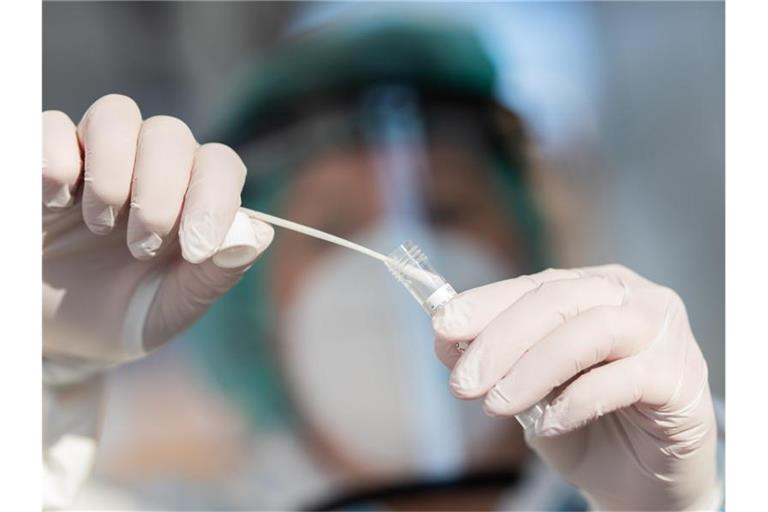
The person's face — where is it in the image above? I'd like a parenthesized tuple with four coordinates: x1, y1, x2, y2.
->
(270, 143, 526, 312)
(264, 140, 531, 498)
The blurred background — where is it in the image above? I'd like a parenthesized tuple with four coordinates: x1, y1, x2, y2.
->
(44, 1, 724, 510)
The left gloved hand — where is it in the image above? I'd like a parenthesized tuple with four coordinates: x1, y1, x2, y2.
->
(43, 95, 274, 368)
(432, 265, 719, 511)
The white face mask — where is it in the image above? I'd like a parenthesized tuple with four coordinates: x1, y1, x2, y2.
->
(279, 225, 520, 480)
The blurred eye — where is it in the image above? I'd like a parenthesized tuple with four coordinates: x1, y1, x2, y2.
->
(428, 201, 467, 228)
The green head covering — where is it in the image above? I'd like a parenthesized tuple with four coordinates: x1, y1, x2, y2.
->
(209, 19, 497, 145)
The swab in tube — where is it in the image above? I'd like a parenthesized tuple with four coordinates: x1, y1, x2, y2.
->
(385, 240, 548, 431)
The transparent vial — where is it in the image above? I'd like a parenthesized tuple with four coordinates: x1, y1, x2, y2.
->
(386, 240, 547, 431)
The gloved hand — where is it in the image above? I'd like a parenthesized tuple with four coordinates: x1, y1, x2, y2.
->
(43, 94, 274, 367)
(433, 265, 719, 511)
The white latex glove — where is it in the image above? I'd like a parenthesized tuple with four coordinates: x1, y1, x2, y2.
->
(43, 94, 274, 366)
(433, 265, 719, 511)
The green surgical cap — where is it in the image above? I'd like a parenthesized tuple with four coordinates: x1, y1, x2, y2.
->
(208, 18, 499, 146)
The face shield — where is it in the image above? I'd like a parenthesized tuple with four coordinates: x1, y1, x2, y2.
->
(186, 20, 553, 509)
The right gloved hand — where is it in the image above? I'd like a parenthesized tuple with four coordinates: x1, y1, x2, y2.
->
(432, 266, 719, 511)
(43, 94, 274, 367)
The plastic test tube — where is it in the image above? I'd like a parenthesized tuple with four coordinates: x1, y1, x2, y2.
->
(386, 240, 547, 431)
